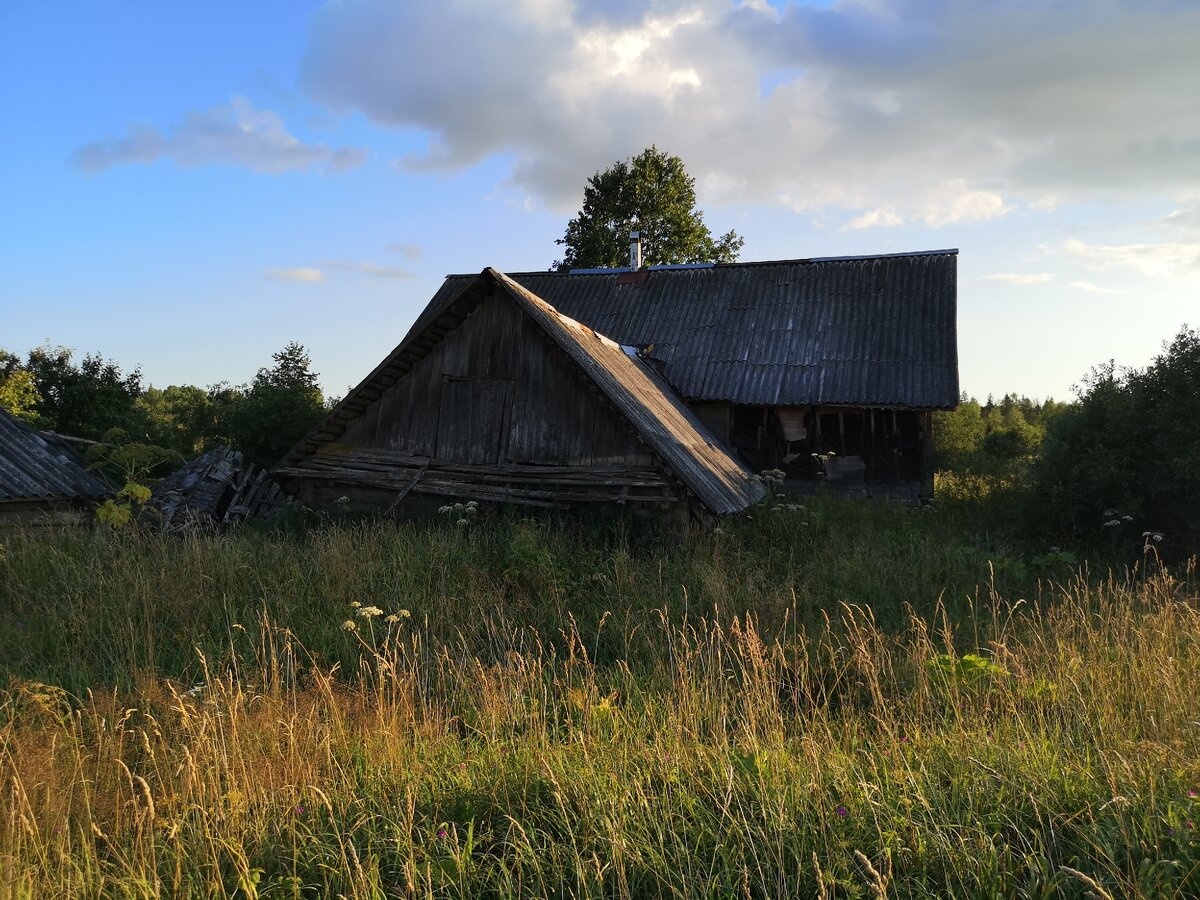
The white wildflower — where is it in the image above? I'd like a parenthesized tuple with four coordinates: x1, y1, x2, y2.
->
(342, 620, 357, 631)
(358, 605, 383, 618)
(456, 518, 469, 526)
(385, 614, 400, 624)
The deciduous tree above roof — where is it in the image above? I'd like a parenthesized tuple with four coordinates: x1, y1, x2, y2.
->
(554, 147, 744, 271)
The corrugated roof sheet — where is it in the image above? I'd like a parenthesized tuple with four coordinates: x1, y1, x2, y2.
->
(422, 251, 959, 409)
(284, 269, 765, 515)
(0, 408, 112, 503)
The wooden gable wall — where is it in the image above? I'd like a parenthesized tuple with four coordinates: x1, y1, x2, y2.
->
(340, 287, 654, 469)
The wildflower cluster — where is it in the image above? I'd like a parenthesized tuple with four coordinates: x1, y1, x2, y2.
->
(1101, 508, 1134, 529)
(438, 500, 479, 526)
(754, 468, 786, 488)
(344, 601, 410, 632)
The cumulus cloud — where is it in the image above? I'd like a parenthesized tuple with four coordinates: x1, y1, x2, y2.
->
(983, 273, 1055, 286)
(1062, 238, 1200, 278)
(842, 207, 904, 231)
(266, 267, 325, 282)
(74, 97, 368, 174)
(298, 0, 1200, 222)
(1070, 280, 1122, 294)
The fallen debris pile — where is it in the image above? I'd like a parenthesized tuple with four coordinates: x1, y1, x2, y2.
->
(146, 446, 290, 532)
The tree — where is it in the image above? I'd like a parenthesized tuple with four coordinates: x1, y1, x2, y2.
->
(219, 342, 327, 466)
(554, 147, 743, 270)
(933, 395, 986, 469)
(0, 350, 40, 422)
(136, 385, 220, 457)
(1031, 327, 1200, 550)
(21, 344, 147, 439)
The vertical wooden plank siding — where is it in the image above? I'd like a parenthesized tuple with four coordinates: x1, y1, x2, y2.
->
(340, 292, 652, 467)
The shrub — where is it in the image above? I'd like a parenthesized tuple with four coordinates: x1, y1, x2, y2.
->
(1031, 327, 1200, 553)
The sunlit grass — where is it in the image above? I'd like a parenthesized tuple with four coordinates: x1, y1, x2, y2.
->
(1, 505, 1196, 897)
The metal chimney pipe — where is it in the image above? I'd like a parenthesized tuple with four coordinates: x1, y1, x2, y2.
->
(629, 231, 642, 270)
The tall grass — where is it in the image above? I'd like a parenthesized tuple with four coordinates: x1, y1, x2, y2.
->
(1, 503, 1197, 897)
(0, 500, 1040, 691)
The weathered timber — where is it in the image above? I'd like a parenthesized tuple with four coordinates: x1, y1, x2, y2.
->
(276, 269, 766, 520)
(148, 446, 291, 532)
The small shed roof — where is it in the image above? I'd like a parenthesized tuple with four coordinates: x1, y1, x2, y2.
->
(0, 408, 112, 504)
(423, 250, 959, 409)
(284, 268, 766, 515)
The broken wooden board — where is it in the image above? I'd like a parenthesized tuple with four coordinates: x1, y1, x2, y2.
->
(146, 446, 291, 532)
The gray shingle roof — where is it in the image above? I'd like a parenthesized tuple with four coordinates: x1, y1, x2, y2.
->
(425, 251, 959, 409)
(0, 408, 112, 503)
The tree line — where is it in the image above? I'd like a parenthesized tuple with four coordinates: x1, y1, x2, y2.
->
(0, 341, 329, 477)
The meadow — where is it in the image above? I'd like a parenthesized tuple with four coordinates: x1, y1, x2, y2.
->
(1, 496, 1198, 898)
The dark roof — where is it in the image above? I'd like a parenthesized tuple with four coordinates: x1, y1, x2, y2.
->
(285, 269, 765, 515)
(0, 408, 112, 504)
(422, 250, 959, 409)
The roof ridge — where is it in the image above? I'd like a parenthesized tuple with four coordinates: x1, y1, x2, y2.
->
(448, 248, 958, 278)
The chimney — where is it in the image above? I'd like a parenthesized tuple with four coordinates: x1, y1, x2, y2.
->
(629, 231, 642, 270)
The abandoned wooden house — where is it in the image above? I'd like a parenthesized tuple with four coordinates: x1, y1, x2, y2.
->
(275, 268, 767, 523)
(418, 247, 959, 497)
(0, 406, 112, 525)
(277, 247, 957, 521)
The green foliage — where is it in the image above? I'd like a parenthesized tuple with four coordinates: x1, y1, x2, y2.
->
(217, 341, 327, 466)
(933, 395, 986, 469)
(554, 146, 744, 270)
(21, 344, 148, 440)
(136, 384, 219, 456)
(934, 393, 1069, 474)
(1032, 327, 1200, 550)
(85, 427, 181, 483)
(928, 651, 1008, 684)
(95, 481, 153, 529)
(0, 349, 41, 421)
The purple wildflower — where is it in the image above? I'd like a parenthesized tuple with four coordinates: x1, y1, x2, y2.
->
(835, 806, 848, 818)
(296, 805, 305, 815)
(1188, 790, 1198, 799)
(437, 827, 448, 839)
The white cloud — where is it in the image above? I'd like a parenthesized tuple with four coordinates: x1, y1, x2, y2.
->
(1069, 280, 1122, 294)
(920, 186, 1012, 227)
(983, 273, 1055, 286)
(1062, 238, 1200, 278)
(321, 260, 417, 279)
(298, 0, 1200, 220)
(388, 243, 423, 259)
(266, 267, 325, 282)
(74, 97, 368, 174)
(842, 207, 904, 231)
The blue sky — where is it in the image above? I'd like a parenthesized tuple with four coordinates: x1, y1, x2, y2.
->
(2, 0, 1197, 402)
